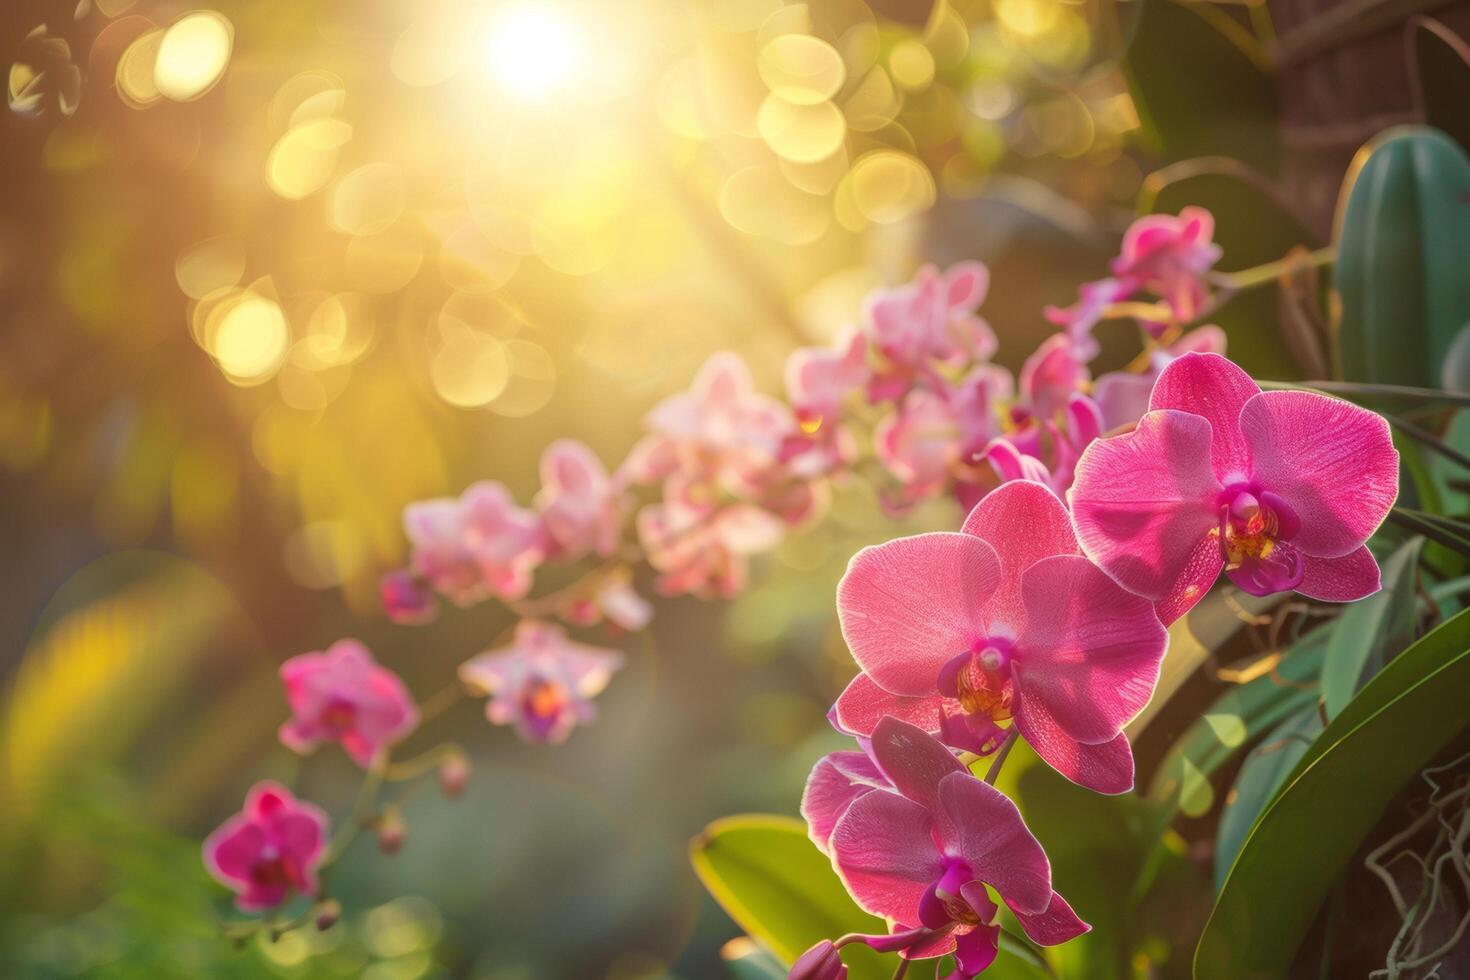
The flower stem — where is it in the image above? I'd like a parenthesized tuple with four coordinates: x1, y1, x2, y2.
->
(383, 742, 463, 782)
(1209, 246, 1335, 291)
(1258, 380, 1470, 408)
(890, 957, 910, 980)
(320, 756, 387, 868)
(1380, 411, 1470, 472)
(1388, 509, 1470, 559)
(416, 682, 466, 725)
(985, 731, 1019, 786)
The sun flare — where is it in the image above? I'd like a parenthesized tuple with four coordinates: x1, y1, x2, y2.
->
(481, 3, 585, 99)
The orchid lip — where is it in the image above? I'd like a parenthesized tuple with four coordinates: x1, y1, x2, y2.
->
(937, 640, 1016, 724)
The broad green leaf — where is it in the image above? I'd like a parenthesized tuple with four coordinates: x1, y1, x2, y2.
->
(1195, 610, 1470, 978)
(1144, 624, 1328, 836)
(1320, 536, 1424, 718)
(1122, 0, 1278, 171)
(691, 815, 1051, 980)
(1333, 126, 1470, 387)
(1410, 16, 1470, 154)
(1211, 706, 1321, 893)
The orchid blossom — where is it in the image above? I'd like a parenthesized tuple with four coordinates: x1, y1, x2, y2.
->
(203, 782, 328, 912)
(278, 639, 419, 768)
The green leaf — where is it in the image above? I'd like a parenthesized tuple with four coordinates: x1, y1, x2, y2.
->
(1410, 16, 1470, 154)
(1210, 706, 1321, 893)
(691, 815, 1052, 980)
(1144, 625, 1328, 836)
(1332, 125, 1470, 387)
(1122, 0, 1278, 171)
(1194, 609, 1470, 978)
(722, 939, 787, 980)
(1320, 536, 1424, 718)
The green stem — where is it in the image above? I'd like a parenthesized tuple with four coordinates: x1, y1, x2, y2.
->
(1388, 509, 1470, 559)
(985, 732, 1019, 786)
(416, 683, 465, 725)
(1209, 246, 1335, 292)
(1258, 379, 1470, 408)
(383, 742, 463, 782)
(1381, 411, 1470, 472)
(320, 756, 387, 867)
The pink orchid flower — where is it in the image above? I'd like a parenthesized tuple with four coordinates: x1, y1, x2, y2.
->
(865, 262, 997, 369)
(875, 389, 962, 505)
(1091, 324, 1227, 431)
(982, 393, 1104, 498)
(404, 481, 544, 604)
(563, 568, 654, 632)
(1044, 276, 1136, 362)
(459, 620, 624, 744)
(786, 328, 870, 428)
(819, 718, 1088, 975)
(278, 640, 419, 768)
(1111, 207, 1222, 330)
(636, 498, 784, 598)
(535, 439, 623, 560)
(644, 351, 794, 470)
(1069, 352, 1398, 623)
(203, 782, 328, 912)
(832, 480, 1167, 793)
(1017, 333, 1089, 424)
(379, 569, 439, 625)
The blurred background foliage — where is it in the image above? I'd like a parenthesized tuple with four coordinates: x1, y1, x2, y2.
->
(4, 0, 1462, 976)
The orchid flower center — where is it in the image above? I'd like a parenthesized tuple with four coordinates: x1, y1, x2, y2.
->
(938, 640, 1015, 723)
(521, 676, 567, 722)
(321, 700, 357, 733)
(918, 859, 999, 932)
(1216, 485, 1305, 595)
(250, 846, 302, 889)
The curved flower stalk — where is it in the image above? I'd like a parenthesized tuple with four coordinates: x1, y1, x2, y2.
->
(209, 206, 1364, 962)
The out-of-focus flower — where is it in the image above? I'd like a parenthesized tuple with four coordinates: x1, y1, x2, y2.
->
(438, 752, 471, 799)
(459, 620, 624, 744)
(1044, 277, 1134, 362)
(376, 806, 406, 855)
(535, 439, 623, 560)
(875, 389, 961, 506)
(822, 721, 1087, 976)
(203, 782, 327, 912)
(1070, 352, 1398, 623)
(865, 262, 996, 373)
(379, 569, 439, 625)
(1111, 207, 1222, 332)
(1017, 333, 1088, 424)
(833, 481, 1167, 793)
(278, 640, 419, 768)
(786, 329, 870, 428)
(1092, 325, 1227, 431)
(564, 567, 654, 631)
(637, 499, 784, 599)
(404, 481, 544, 604)
(643, 351, 794, 474)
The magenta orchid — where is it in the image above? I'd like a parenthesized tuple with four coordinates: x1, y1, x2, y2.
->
(278, 639, 419, 768)
(1069, 351, 1399, 623)
(459, 620, 624, 744)
(1091, 324, 1227, 431)
(866, 261, 996, 375)
(1111, 206, 1222, 331)
(203, 782, 328, 912)
(833, 480, 1167, 793)
(803, 718, 1087, 977)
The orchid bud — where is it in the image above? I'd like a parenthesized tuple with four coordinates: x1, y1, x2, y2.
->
(788, 940, 846, 980)
(376, 807, 405, 855)
(314, 899, 341, 931)
(438, 752, 470, 799)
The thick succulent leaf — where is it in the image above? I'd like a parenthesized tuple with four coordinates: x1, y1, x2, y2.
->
(1195, 609, 1470, 978)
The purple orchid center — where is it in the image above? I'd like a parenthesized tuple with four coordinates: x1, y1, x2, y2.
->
(321, 699, 358, 733)
(1217, 484, 1304, 596)
(250, 846, 303, 890)
(519, 675, 569, 739)
(918, 858, 998, 931)
(938, 640, 1015, 723)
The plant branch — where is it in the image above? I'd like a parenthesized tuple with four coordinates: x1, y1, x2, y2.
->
(985, 731, 1019, 786)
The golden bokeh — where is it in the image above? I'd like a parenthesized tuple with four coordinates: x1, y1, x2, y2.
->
(267, 118, 354, 200)
(756, 95, 846, 163)
(209, 293, 290, 385)
(153, 11, 233, 102)
(756, 34, 845, 106)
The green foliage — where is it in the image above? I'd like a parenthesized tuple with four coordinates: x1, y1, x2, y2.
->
(1195, 609, 1470, 978)
(1144, 625, 1327, 836)
(1410, 17, 1470, 154)
(1320, 536, 1424, 718)
(1122, 0, 1278, 171)
(1210, 706, 1320, 894)
(1332, 126, 1470, 387)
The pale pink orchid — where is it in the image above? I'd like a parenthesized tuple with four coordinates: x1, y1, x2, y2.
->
(636, 499, 783, 598)
(875, 389, 962, 505)
(1091, 325, 1227, 431)
(1111, 207, 1222, 331)
(1069, 352, 1398, 623)
(815, 718, 1088, 975)
(278, 640, 419, 768)
(865, 262, 996, 370)
(203, 782, 328, 912)
(459, 620, 624, 744)
(643, 352, 795, 472)
(562, 569, 653, 632)
(833, 480, 1167, 793)
(404, 481, 544, 604)
(535, 439, 623, 560)
(786, 328, 870, 428)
